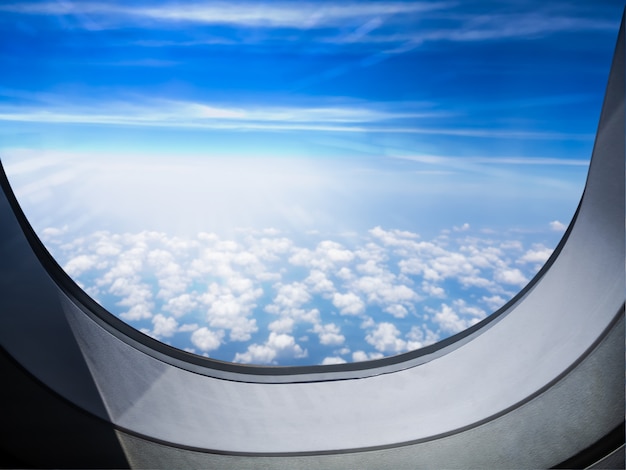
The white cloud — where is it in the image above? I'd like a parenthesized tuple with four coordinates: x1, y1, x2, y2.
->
(178, 323, 199, 333)
(200, 283, 261, 342)
(429, 304, 469, 334)
(191, 327, 224, 352)
(163, 293, 197, 318)
(289, 240, 355, 271)
(425, 252, 478, 282)
(265, 282, 311, 313)
(313, 323, 345, 346)
(64, 254, 100, 277)
(151, 314, 178, 338)
(110, 276, 154, 321)
(268, 317, 295, 333)
(0, 97, 586, 140)
(394, 153, 591, 168)
(233, 332, 307, 365)
(0, 2, 446, 29)
(41, 225, 68, 239)
(4, 0, 612, 53)
(481, 295, 507, 311)
(321, 356, 347, 365)
(421, 282, 446, 298)
(0, 94, 442, 135)
(368, 226, 421, 250)
(352, 350, 385, 362)
(305, 269, 335, 294)
(263, 281, 321, 325)
(353, 275, 418, 306)
(332, 291, 366, 316)
(118, 303, 153, 321)
(406, 325, 439, 347)
(247, 235, 293, 261)
(494, 268, 528, 286)
(317, 240, 354, 263)
(452, 299, 486, 319)
(518, 244, 553, 265)
(263, 281, 321, 327)
(499, 240, 524, 251)
(384, 304, 408, 318)
(458, 275, 495, 290)
(233, 343, 277, 364)
(463, 245, 506, 269)
(365, 322, 419, 354)
(428, 300, 485, 335)
(550, 220, 567, 231)
(356, 259, 388, 276)
(336, 267, 354, 280)
(397, 257, 425, 275)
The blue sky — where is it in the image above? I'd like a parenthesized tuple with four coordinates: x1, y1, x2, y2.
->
(0, 0, 623, 365)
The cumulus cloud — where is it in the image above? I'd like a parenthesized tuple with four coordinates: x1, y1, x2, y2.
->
(163, 293, 197, 318)
(365, 322, 422, 354)
(191, 327, 224, 352)
(332, 291, 365, 316)
(289, 240, 355, 271)
(518, 244, 553, 265)
(178, 323, 199, 333)
(550, 220, 567, 232)
(406, 325, 439, 347)
(233, 332, 307, 365)
(321, 356, 347, 365)
(263, 282, 321, 329)
(64, 254, 100, 277)
(200, 280, 261, 341)
(369, 226, 421, 250)
(268, 317, 296, 334)
(429, 303, 468, 334)
(151, 313, 178, 338)
(305, 269, 335, 294)
(352, 350, 385, 362)
(481, 295, 507, 311)
(353, 275, 418, 312)
(265, 282, 311, 313)
(312, 323, 345, 346)
(384, 304, 409, 318)
(147, 248, 187, 299)
(427, 300, 486, 335)
(41, 225, 68, 240)
(112, 280, 154, 321)
(494, 268, 528, 286)
(421, 282, 445, 298)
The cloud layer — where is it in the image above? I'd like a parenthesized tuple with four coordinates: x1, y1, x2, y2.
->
(42, 223, 561, 365)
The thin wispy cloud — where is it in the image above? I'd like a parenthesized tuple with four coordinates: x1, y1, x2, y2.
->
(0, 110, 592, 139)
(0, 97, 592, 140)
(393, 154, 590, 167)
(0, 1, 451, 29)
(1, 1, 615, 46)
(323, 13, 615, 49)
(0, 92, 438, 123)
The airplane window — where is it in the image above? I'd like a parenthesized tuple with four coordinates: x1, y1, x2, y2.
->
(1, 1, 620, 366)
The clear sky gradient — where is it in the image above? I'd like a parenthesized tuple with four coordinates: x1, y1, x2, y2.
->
(0, 0, 623, 365)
